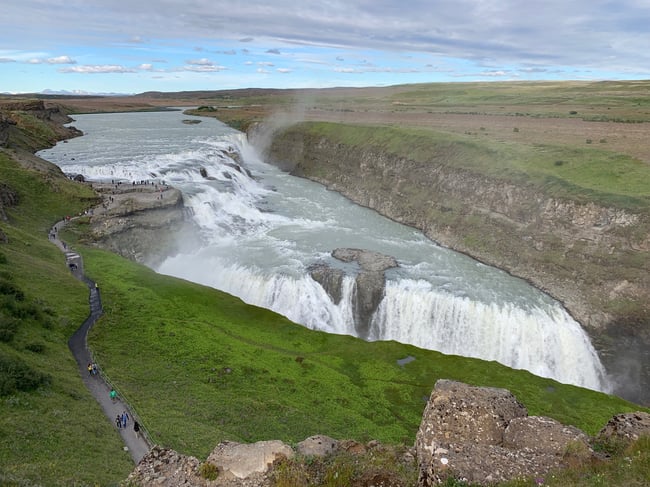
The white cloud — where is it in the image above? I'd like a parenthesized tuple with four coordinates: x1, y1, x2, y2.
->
(277, 68, 292, 73)
(46, 55, 76, 64)
(183, 65, 227, 72)
(479, 70, 511, 77)
(6, 1, 647, 71)
(25, 55, 76, 64)
(2, 0, 650, 90)
(59, 65, 135, 74)
(187, 58, 214, 66)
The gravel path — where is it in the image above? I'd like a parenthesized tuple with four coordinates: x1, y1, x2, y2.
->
(50, 218, 152, 464)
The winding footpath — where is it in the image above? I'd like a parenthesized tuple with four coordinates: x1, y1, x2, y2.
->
(49, 219, 152, 464)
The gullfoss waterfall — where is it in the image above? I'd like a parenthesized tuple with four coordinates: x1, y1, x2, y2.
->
(39, 110, 610, 392)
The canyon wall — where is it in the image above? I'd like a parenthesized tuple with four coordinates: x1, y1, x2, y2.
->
(257, 123, 650, 405)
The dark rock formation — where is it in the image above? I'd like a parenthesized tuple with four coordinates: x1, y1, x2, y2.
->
(0, 112, 17, 147)
(224, 160, 252, 178)
(0, 182, 19, 221)
(86, 183, 200, 267)
(596, 411, 650, 445)
(416, 380, 593, 486)
(308, 248, 398, 338)
(308, 263, 345, 304)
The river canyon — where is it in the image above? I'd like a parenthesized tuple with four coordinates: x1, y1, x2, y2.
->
(38, 109, 614, 395)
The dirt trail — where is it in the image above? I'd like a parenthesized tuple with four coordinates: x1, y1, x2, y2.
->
(49, 218, 152, 464)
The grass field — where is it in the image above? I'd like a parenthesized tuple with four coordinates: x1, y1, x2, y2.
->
(289, 122, 650, 210)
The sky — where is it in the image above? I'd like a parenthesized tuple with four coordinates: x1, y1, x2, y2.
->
(1, 0, 650, 94)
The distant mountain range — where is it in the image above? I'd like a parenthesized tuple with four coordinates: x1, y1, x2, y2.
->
(1, 89, 132, 97)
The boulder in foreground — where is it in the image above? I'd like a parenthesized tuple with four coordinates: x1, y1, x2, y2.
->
(415, 380, 592, 485)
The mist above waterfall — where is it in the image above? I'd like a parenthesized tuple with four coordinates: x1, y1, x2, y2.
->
(38, 110, 611, 393)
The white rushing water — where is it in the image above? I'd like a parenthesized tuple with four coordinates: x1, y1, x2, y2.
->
(39, 110, 611, 391)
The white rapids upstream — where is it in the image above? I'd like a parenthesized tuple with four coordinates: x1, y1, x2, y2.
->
(38, 109, 611, 392)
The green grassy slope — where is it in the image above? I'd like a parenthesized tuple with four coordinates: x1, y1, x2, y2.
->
(0, 151, 133, 486)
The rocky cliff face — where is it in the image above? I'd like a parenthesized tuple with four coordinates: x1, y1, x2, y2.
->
(258, 124, 650, 405)
(0, 182, 19, 222)
(85, 183, 199, 267)
(0, 112, 16, 147)
(309, 248, 398, 338)
(0, 100, 82, 151)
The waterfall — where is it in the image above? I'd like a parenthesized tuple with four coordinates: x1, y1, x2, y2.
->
(38, 110, 612, 393)
(370, 279, 608, 389)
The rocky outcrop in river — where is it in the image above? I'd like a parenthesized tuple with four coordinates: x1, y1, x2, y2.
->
(257, 123, 650, 405)
(309, 248, 398, 338)
(85, 182, 199, 267)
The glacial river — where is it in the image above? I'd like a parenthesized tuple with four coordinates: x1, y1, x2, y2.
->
(38, 109, 611, 392)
